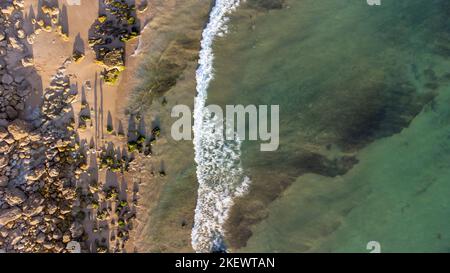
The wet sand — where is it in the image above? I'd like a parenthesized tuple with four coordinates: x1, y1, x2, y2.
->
(129, 0, 213, 253)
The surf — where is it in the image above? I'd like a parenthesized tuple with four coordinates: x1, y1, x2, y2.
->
(191, 0, 250, 253)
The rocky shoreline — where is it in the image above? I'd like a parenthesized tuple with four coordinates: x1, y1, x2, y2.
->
(0, 0, 141, 253)
(0, 0, 213, 253)
(0, 0, 81, 252)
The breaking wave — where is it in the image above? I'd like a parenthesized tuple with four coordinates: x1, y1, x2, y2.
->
(191, 0, 250, 253)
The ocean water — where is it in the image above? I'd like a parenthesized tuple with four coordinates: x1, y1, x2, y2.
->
(206, 0, 450, 252)
(191, 0, 250, 253)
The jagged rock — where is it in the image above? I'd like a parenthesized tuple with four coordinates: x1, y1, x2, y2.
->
(0, 127, 8, 140)
(102, 48, 124, 68)
(29, 217, 40, 226)
(48, 168, 59, 178)
(0, 0, 100, 253)
(0, 229, 9, 238)
(0, 207, 22, 226)
(52, 229, 62, 240)
(2, 74, 13, 85)
(0, 142, 9, 154)
(46, 203, 57, 215)
(22, 193, 44, 217)
(3, 137, 15, 145)
(0, 157, 7, 168)
(21, 57, 33, 67)
(11, 235, 22, 246)
(13, 0, 25, 9)
(72, 50, 85, 63)
(15, 102, 24, 111)
(17, 87, 31, 97)
(54, 243, 64, 252)
(137, 1, 148, 13)
(36, 233, 45, 244)
(6, 106, 18, 120)
(60, 205, 72, 215)
(7, 120, 29, 140)
(1, 6, 14, 15)
(28, 132, 41, 142)
(5, 187, 27, 206)
(14, 75, 24, 84)
(62, 233, 71, 243)
(70, 222, 84, 238)
(0, 176, 8, 187)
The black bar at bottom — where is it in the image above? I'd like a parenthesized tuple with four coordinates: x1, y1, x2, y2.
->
(0, 253, 442, 272)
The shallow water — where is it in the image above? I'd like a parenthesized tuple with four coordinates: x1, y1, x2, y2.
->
(207, 0, 450, 252)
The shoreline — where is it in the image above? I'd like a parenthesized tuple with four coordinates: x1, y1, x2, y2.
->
(130, 0, 213, 253)
(191, 0, 249, 253)
(0, 0, 188, 253)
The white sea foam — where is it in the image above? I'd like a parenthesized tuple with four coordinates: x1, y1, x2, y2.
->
(192, 0, 250, 253)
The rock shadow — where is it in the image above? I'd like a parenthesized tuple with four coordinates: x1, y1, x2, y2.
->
(73, 33, 85, 55)
(59, 4, 70, 37)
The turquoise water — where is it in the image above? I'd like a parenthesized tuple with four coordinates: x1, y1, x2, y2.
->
(207, 0, 450, 252)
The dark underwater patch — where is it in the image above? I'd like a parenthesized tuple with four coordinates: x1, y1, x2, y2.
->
(246, 0, 285, 10)
(335, 83, 436, 150)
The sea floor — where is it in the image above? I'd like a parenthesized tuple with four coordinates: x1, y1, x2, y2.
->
(204, 0, 450, 252)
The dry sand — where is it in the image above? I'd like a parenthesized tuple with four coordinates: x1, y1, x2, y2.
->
(18, 0, 211, 252)
(21, 0, 154, 252)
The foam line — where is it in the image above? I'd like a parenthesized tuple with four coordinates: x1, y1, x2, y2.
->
(191, 0, 250, 253)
